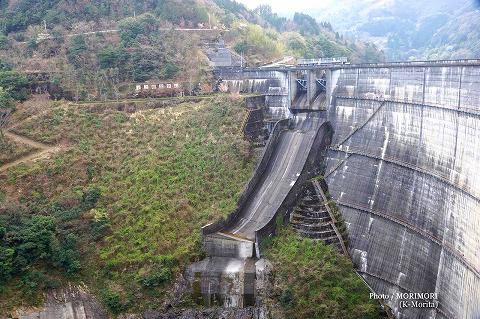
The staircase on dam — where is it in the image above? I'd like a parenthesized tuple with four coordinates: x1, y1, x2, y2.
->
(290, 179, 349, 255)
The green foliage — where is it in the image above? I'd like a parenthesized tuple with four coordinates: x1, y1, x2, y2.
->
(1, 0, 60, 33)
(308, 34, 352, 58)
(213, 0, 247, 15)
(282, 32, 308, 57)
(293, 12, 320, 36)
(0, 247, 14, 284)
(67, 35, 87, 67)
(255, 5, 287, 31)
(97, 47, 121, 69)
(4, 97, 254, 312)
(232, 23, 283, 64)
(0, 186, 102, 298)
(101, 288, 129, 314)
(82, 187, 101, 210)
(139, 257, 176, 288)
(0, 87, 15, 111)
(129, 47, 181, 81)
(162, 62, 180, 79)
(155, 0, 209, 26)
(265, 229, 383, 319)
(20, 270, 56, 299)
(279, 288, 294, 309)
(90, 208, 111, 240)
(0, 34, 8, 50)
(53, 233, 81, 274)
(0, 62, 29, 101)
(119, 14, 158, 47)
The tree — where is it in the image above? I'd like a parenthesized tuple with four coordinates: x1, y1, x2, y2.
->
(97, 47, 120, 69)
(0, 34, 8, 50)
(119, 14, 158, 47)
(293, 12, 320, 36)
(67, 35, 87, 68)
(0, 63, 29, 101)
(255, 5, 287, 31)
(0, 87, 14, 143)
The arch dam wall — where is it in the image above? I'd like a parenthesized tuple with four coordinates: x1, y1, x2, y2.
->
(325, 62, 480, 319)
(212, 61, 480, 318)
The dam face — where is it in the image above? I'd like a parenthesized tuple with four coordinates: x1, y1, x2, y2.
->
(325, 63, 480, 319)
(210, 60, 480, 318)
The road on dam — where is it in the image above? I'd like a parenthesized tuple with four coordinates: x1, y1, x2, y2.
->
(226, 114, 323, 239)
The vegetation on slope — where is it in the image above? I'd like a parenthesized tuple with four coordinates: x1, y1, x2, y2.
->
(0, 61, 30, 161)
(265, 228, 384, 319)
(0, 0, 384, 102)
(0, 95, 256, 313)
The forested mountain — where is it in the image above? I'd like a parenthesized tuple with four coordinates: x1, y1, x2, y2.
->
(0, 0, 383, 101)
(309, 0, 480, 60)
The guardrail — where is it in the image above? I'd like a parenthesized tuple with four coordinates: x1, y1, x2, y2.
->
(222, 59, 480, 72)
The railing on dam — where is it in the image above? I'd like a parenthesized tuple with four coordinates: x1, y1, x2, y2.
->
(221, 59, 480, 72)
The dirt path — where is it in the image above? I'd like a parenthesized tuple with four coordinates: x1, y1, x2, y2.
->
(0, 131, 60, 173)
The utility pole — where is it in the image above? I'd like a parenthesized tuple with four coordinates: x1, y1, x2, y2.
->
(43, 20, 47, 32)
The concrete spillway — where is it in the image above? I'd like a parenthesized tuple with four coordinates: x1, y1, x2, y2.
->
(226, 115, 322, 239)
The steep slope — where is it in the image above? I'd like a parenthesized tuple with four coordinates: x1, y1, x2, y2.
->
(0, 96, 256, 314)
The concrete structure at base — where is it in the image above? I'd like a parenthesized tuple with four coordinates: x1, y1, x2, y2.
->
(201, 59, 480, 319)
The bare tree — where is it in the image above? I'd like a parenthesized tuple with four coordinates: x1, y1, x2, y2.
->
(0, 108, 12, 151)
(0, 87, 13, 149)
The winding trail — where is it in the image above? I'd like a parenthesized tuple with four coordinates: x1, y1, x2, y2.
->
(0, 131, 60, 173)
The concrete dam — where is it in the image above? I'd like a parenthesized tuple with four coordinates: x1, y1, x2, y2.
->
(190, 60, 480, 319)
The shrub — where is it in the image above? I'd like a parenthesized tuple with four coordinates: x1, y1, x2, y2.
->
(0, 34, 8, 50)
(0, 247, 14, 285)
(97, 47, 121, 69)
(67, 35, 87, 67)
(82, 187, 101, 210)
(101, 289, 128, 314)
(52, 233, 81, 274)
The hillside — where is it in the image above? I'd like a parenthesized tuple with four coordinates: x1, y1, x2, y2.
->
(264, 229, 383, 319)
(308, 0, 480, 60)
(0, 95, 256, 314)
(0, 0, 383, 101)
